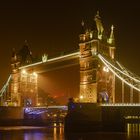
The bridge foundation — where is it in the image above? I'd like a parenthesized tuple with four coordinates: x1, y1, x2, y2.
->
(65, 103, 140, 133)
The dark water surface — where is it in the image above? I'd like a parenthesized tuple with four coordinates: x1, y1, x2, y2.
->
(0, 123, 140, 140)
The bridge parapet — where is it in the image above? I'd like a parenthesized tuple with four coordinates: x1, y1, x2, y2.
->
(65, 103, 140, 132)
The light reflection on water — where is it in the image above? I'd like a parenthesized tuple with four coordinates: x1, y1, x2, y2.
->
(127, 123, 140, 139)
(0, 123, 140, 140)
(0, 123, 64, 140)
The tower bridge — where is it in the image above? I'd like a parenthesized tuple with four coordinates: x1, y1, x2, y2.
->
(0, 11, 140, 107)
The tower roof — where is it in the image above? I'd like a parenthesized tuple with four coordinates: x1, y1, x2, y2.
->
(12, 48, 16, 58)
(18, 40, 33, 65)
(80, 20, 86, 34)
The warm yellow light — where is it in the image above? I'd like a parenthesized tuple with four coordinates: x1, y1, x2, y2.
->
(108, 38, 112, 44)
(21, 69, 27, 74)
(33, 72, 38, 77)
(90, 32, 93, 39)
(80, 95, 84, 99)
(103, 66, 109, 72)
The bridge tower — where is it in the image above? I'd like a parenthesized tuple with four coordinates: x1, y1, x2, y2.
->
(79, 12, 116, 103)
(10, 42, 38, 106)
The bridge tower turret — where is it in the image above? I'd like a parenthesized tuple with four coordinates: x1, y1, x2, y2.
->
(108, 25, 115, 59)
(10, 48, 21, 106)
(79, 21, 98, 103)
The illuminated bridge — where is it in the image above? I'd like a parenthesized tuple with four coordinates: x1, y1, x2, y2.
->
(0, 11, 140, 108)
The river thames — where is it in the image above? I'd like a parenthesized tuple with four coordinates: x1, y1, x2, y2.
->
(0, 123, 140, 140)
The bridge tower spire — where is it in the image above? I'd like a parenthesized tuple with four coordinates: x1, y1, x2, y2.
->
(108, 25, 115, 59)
(108, 25, 115, 45)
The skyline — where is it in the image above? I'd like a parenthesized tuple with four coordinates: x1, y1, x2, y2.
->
(0, 0, 140, 88)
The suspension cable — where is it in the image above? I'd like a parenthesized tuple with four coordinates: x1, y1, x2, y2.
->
(98, 54, 140, 92)
(99, 54, 140, 83)
(0, 75, 11, 97)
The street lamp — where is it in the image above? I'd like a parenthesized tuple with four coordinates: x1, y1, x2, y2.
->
(21, 69, 27, 75)
(33, 72, 38, 77)
(103, 66, 109, 73)
(80, 95, 84, 100)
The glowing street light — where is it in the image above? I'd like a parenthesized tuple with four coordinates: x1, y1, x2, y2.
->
(33, 72, 38, 77)
(21, 69, 27, 75)
(103, 66, 109, 72)
(80, 95, 84, 100)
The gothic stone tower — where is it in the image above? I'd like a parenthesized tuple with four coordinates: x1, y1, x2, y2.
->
(79, 12, 115, 103)
(10, 42, 38, 106)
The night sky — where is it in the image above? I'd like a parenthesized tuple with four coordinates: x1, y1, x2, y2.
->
(0, 0, 140, 89)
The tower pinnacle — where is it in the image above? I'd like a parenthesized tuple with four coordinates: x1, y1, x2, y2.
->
(80, 20, 86, 34)
(108, 25, 115, 45)
(24, 40, 28, 46)
(81, 20, 84, 26)
(11, 48, 17, 62)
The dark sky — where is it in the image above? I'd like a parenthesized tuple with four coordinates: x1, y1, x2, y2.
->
(0, 0, 140, 88)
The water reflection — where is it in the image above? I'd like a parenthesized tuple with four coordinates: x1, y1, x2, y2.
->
(65, 132, 140, 140)
(127, 123, 140, 138)
(65, 123, 140, 140)
(1, 123, 140, 140)
(0, 123, 64, 140)
(53, 123, 64, 140)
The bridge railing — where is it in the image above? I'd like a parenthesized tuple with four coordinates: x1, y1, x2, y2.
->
(101, 103, 140, 106)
